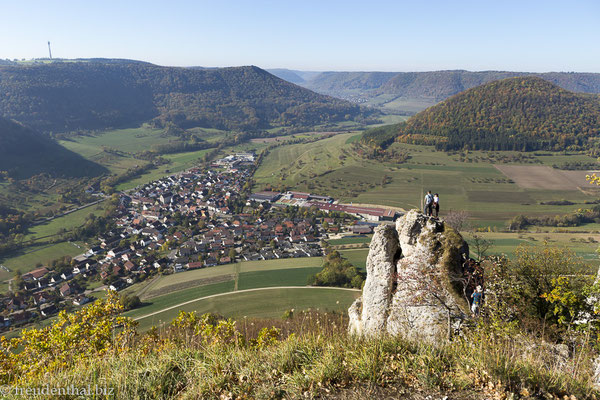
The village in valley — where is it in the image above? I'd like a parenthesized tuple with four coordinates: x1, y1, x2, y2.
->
(0, 152, 400, 332)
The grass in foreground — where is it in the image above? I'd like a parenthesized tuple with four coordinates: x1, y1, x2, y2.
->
(5, 299, 597, 400)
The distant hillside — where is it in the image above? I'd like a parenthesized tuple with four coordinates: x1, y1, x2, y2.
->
(0, 61, 373, 133)
(377, 71, 600, 101)
(267, 69, 306, 84)
(362, 77, 600, 151)
(376, 70, 519, 100)
(278, 70, 600, 114)
(267, 69, 322, 84)
(304, 72, 397, 98)
(0, 118, 107, 179)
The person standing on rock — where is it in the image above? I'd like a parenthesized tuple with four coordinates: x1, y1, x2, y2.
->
(424, 191, 433, 216)
(433, 193, 440, 217)
(471, 285, 483, 316)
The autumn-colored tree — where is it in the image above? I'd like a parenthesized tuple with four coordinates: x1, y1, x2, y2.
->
(0, 291, 137, 384)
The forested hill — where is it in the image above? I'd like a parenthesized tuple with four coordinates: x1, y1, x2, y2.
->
(362, 77, 600, 151)
(0, 61, 373, 133)
(303, 71, 398, 96)
(278, 70, 600, 112)
(0, 118, 107, 179)
(375, 71, 600, 100)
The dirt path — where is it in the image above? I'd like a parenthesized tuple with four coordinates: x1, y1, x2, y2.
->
(133, 286, 360, 321)
(136, 275, 162, 299)
(233, 263, 241, 291)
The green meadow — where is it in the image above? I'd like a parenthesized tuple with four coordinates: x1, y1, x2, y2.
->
(327, 235, 372, 246)
(128, 287, 359, 332)
(115, 148, 212, 191)
(0, 241, 85, 289)
(0, 202, 106, 290)
(61, 127, 173, 154)
(254, 133, 600, 227)
(467, 230, 600, 266)
(22, 201, 107, 243)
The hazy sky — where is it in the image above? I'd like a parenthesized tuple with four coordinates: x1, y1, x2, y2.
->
(2, 0, 599, 72)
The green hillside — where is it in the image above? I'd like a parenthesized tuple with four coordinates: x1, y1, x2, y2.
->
(0, 61, 374, 133)
(0, 118, 107, 179)
(363, 77, 600, 151)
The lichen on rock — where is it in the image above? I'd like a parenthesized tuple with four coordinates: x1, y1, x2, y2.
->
(348, 209, 471, 342)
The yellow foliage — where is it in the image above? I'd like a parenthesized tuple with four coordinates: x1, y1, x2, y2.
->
(0, 291, 137, 384)
(541, 276, 580, 325)
(250, 327, 281, 349)
(170, 310, 243, 347)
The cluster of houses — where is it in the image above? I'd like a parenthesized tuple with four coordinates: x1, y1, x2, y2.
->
(1, 152, 401, 332)
(0, 157, 328, 331)
(1, 264, 92, 330)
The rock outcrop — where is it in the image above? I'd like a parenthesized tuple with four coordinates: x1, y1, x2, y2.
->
(349, 209, 470, 341)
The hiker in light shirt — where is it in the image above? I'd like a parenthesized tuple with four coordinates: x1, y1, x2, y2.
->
(433, 193, 440, 217)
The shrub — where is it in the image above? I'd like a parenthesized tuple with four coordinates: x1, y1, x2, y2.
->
(309, 251, 365, 288)
(0, 291, 136, 384)
(121, 294, 141, 310)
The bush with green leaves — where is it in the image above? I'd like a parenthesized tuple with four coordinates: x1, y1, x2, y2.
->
(309, 250, 365, 289)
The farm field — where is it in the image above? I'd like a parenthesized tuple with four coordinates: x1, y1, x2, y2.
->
(0, 200, 107, 293)
(60, 127, 217, 191)
(467, 231, 600, 265)
(236, 267, 322, 290)
(327, 235, 372, 246)
(494, 165, 596, 191)
(129, 287, 360, 332)
(130, 257, 324, 300)
(58, 128, 169, 176)
(120, 257, 335, 330)
(115, 148, 212, 191)
(60, 126, 174, 154)
(0, 241, 85, 289)
(250, 131, 336, 144)
(339, 248, 369, 271)
(376, 97, 436, 115)
(254, 134, 600, 228)
(22, 201, 107, 243)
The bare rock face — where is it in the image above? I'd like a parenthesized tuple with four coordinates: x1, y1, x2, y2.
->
(348, 209, 470, 342)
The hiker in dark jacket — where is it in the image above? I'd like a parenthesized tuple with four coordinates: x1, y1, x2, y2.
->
(424, 191, 433, 216)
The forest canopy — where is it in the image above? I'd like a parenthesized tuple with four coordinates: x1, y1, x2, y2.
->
(362, 77, 600, 151)
(0, 62, 376, 133)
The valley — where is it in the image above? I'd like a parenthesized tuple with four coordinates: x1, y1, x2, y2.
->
(4, 3, 600, 397)
(270, 69, 600, 115)
(1, 61, 599, 372)
(3, 121, 599, 337)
